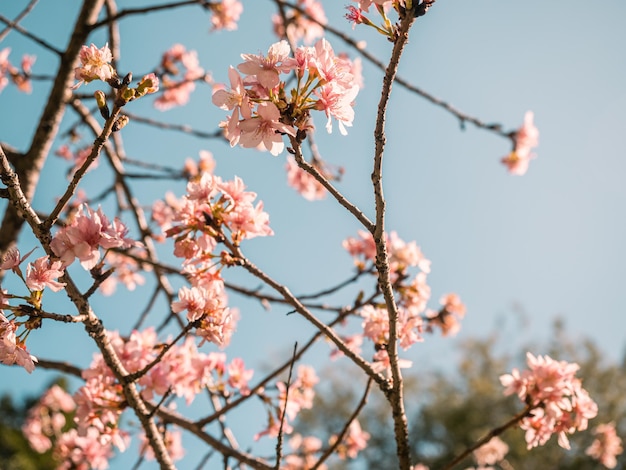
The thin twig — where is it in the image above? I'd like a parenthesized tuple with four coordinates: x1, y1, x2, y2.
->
(312, 378, 373, 469)
(0, 0, 39, 42)
(275, 342, 298, 469)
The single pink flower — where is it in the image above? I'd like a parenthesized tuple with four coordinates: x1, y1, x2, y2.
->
(210, 0, 243, 31)
(73, 43, 115, 88)
(238, 40, 292, 90)
(238, 102, 296, 156)
(285, 156, 327, 200)
(586, 422, 624, 469)
(502, 111, 539, 175)
(25, 256, 66, 292)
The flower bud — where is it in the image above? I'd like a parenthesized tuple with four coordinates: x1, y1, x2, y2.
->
(136, 73, 159, 97)
(112, 115, 130, 132)
(94, 90, 110, 119)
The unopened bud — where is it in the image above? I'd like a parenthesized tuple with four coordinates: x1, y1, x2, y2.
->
(122, 72, 133, 86)
(136, 73, 159, 97)
(94, 90, 110, 119)
(112, 115, 130, 132)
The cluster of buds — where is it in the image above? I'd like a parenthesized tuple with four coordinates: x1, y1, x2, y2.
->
(212, 38, 360, 156)
(73, 43, 159, 130)
(345, 0, 436, 38)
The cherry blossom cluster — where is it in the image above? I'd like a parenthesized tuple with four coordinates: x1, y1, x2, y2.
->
(73, 43, 160, 121)
(154, 44, 207, 110)
(340, 230, 466, 375)
(272, 0, 327, 45)
(0, 47, 35, 94)
(22, 328, 255, 467)
(500, 352, 598, 450)
(501, 111, 540, 175)
(152, 153, 271, 343)
(585, 422, 623, 469)
(153, 154, 273, 250)
(212, 38, 360, 156)
(0, 247, 69, 372)
(50, 203, 135, 270)
(208, 0, 243, 31)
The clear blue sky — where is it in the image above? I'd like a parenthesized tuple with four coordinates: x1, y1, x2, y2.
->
(1, 1, 625, 468)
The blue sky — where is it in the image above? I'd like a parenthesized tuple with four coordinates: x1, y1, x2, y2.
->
(1, 0, 626, 468)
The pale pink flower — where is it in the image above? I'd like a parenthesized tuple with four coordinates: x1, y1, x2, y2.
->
(285, 156, 327, 200)
(502, 111, 539, 175)
(99, 250, 148, 295)
(23, 385, 76, 453)
(227, 357, 254, 395)
(439, 293, 466, 317)
(500, 352, 598, 449)
(473, 436, 509, 467)
(331, 419, 370, 459)
(25, 256, 66, 292)
(50, 204, 133, 269)
(0, 48, 36, 94)
(55, 427, 115, 470)
(0, 246, 22, 271)
(154, 78, 196, 110)
(315, 81, 359, 135)
(155, 44, 204, 110)
(273, 0, 327, 45)
(73, 43, 115, 88)
(330, 334, 363, 360)
(171, 286, 208, 319)
(210, 0, 243, 31)
(586, 422, 623, 469)
(238, 40, 292, 90)
(286, 434, 324, 469)
(0, 313, 37, 372)
(370, 349, 412, 378)
(238, 102, 296, 156)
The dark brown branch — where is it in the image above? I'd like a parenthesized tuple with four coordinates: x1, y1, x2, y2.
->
(0, 0, 39, 42)
(91, 0, 214, 29)
(0, 13, 63, 55)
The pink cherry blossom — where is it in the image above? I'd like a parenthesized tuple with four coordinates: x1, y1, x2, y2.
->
(155, 44, 205, 110)
(502, 111, 539, 175)
(0, 313, 37, 372)
(285, 156, 328, 200)
(73, 43, 115, 88)
(238, 40, 292, 90)
(25, 256, 66, 292)
(50, 204, 134, 269)
(272, 0, 327, 45)
(227, 357, 254, 395)
(209, 0, 243, 31)
(315, 82, 359, 135)
(473, 436, 509, 467)
(238, 102, 296, 156)
(332, 419, 370, 459)
(500, 352, 598, 450)
(586, 422, 624, 469)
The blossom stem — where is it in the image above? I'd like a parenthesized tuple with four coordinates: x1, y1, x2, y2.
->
(441, 404, 535, 470)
